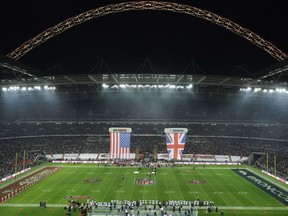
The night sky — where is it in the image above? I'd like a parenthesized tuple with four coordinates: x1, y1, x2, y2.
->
(1, 0, 288, 76)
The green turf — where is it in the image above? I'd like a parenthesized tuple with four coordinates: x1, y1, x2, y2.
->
(0, 164, 287, 216)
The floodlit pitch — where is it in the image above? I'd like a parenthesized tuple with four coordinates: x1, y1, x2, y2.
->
(0, 164, 287, 216)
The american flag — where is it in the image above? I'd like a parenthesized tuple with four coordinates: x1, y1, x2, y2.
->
(110, 132, 131, 160)
(166, 132, 186, 160)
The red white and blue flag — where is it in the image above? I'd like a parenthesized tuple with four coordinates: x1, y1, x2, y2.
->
(165, 128, 188, 160)
(109, 128, 132, 160)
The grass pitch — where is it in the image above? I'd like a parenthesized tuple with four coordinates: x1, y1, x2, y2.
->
(0, 164, 287, 216)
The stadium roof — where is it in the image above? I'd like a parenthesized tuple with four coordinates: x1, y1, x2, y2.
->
(1, 55, 288, 94)
(0, 52, 288, 91)
(1, 1, 288, 94)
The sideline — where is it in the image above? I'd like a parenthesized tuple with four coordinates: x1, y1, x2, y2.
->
(0, 203, 287, 210)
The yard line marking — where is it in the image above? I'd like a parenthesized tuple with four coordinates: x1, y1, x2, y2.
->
(170, 169, 185, 200)
(188, 191, 199, 194)
(139, 190, 149, 193)
(163, 170, 172, 200)
(238, 192, 248, 195)
(164, 191, 175, 194)
(213, 169, 246, 207)
(115, 190, 124, 193)
(200, 170, 230, 206)
(230, 169, 271, 206)
(213, 191, 223, 194)
(193, 171, 215, 203)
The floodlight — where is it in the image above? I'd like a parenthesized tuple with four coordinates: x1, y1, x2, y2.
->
(9, 86, 19, 91)
(34, 86, 41, 90)
(43, 85, 56, 90)
(276, 88, 286, 93)
(2, 87, 7, 91)
(102, 84, 109, 88)
(186, 84, 193, 89)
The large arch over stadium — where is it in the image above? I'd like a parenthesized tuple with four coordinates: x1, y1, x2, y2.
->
(7, 1, 288, 61)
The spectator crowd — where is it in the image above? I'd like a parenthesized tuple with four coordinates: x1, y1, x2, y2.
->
(0, 92, 287, 179)
(0, 121, 287, 179)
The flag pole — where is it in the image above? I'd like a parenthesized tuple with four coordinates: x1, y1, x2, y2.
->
(23, 150, 26, 169)
(266, 153, 269, 173)
(15, 152, 18, 174)
(274, 155, 276, 176)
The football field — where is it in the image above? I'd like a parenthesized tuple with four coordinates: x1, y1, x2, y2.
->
(0, 164, 287, 215)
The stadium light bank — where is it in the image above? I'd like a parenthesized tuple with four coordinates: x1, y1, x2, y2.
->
(102, 84, 193, 90)
(240, 87, 288, 94)
(2, 85, 56, 92)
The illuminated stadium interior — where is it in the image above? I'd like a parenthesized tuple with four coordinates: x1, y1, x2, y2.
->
(1, 1, 288, 215)
(1, 53, 288, 177)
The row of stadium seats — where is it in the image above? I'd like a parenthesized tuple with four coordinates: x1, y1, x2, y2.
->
(1, 121, 287, 140)
(0, 134, 287, 179)
(1, 94, 288, 123)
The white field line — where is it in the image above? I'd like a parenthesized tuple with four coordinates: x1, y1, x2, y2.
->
(177, 170, 198, 201)
(170, 169, 185, 200)
(163, 170, 172, 200)
(246, 167, 288, 191)
(211, 170, 250, 207)
(200, 170, 231, 206)
(196, 171, 221, 205)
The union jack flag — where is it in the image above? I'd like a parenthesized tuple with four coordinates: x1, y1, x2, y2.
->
(165, 132, 187, 160)
(110, 132, 131, 160)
